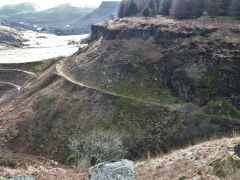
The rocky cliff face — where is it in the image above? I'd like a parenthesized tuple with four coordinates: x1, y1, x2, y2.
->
(90, 16, 240, 107)
(53, 16, 240, 162)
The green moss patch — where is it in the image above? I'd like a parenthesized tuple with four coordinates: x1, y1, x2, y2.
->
(102, 66, 184, 105)
(97, 39, 185, 105)
(202, 97, 240, 120)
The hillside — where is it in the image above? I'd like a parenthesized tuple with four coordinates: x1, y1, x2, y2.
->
(0, 137, 239, 179)
(72, 1, 121, 32)
(0, 3, 36, 19)
(63, 16, 240, 107)
(0, 2, 120, 35)
(3, 4, 95, 27)
(0, 154, 88, 179)
(0, 23, 26, 50)
(136, 136, 240, 179)
(0, 15, 239, 174)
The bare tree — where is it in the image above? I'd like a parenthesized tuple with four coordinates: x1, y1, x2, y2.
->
(170, 0, 204, 19)
(204, 0, 231, 16)
(109, 14, 115, 20)
(104, 20, 109, 26)
(136, 0, 149, 12)
(118, 0, 127, 18)
(68, 130, 128, 168)
(228, 0, 240, 17)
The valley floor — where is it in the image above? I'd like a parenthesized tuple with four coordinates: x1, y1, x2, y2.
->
(0, 27, 88, 63)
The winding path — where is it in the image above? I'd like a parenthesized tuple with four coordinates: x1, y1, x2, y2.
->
(0, 81, 20, 89)
(56, 64, 181, 110)
(0, 69, 36, 92)
(0, 69, 36, 76)
(0, 64, 182, 110)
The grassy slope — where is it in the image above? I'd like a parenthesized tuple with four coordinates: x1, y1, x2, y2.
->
(60, 38, 185, 106)
(136, 136, 240, 180)
(1, 137, 240, 180)
(4, 52, 238, 167)
(0, 154, 88, 179)
(1, 16, 240, 169)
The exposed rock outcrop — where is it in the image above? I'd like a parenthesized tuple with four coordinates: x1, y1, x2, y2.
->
(89, 16, 240, 107)
(89, 160, 135, 180)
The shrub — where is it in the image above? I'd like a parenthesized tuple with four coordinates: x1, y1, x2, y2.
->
(158, 0, 173, 15)
(204, 0, 231, 16)
(119, 0, 172, 17)
(142, 6, 152, 17)
(228, 0, 240, 18)
(118, 0, 149, 18)
(68, 130, 128, 168)
(118, 0, 127, 18)
(118, 0, 235, 19)
(140, 0, 173, 16)
(125, 0, 138, 16)
(136, 0, 149, 12)
(148, 0, 159, 16)
(170, 0, 204, 19)
(142, 0, 172, 16)
(119, 0, 138, 17)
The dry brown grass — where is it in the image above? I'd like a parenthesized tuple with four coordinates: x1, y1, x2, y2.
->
(1, 136, 240, 180)
(0, 154, 88, 180)
(102, 16, 240, 32)
(135, 136, 240, 180)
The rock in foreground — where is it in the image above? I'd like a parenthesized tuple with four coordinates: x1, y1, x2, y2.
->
(89, 159, 135, 180)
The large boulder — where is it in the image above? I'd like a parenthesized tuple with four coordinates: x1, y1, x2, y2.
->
(89, 159, 135, 180)
(5, 175, 35, 180)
